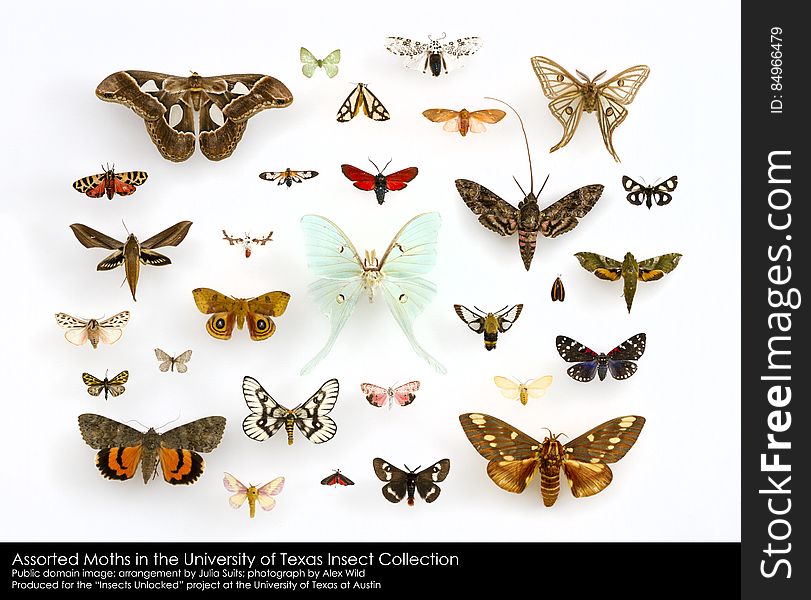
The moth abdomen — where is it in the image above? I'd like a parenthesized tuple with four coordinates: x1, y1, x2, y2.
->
(285, 419, 295, 445)
(540, 471, 561, 507)
(484, 331, 498, 350)
(518, 230, 539, 270)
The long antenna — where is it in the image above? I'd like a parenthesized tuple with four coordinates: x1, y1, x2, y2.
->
(485, 97, 533, 194)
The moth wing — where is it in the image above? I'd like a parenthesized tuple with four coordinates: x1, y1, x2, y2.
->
(112, 178, 136, 196)
(173, 349, 193, 373)
(574, 252, 623, 280)
(107, 385, 126, 397)
(300, 47, 318, 77)
(380, 277, 446, 374)
(228, 491, 249, 508)
(493, 376, 520, 400)
(360, 383, 389, 408)
(622, 175, 647, 205)
(454, 305, 485, 333)
(241, 376, 288, 441)
(441, 36, 482, 58)
(607, 333, 647, 361)
(378, 212, 441, 276)
(530, 56, 586, 152)
(596, 93, 629, 161)
(140, 221, 192, 249)
(359, 84, 390, 121)
(391, 381, 420, 406)
(341, 164, 377, 191)
(496, 304, 523, 332)
(292, 378, 339, 444)
(82, 373, 103, 386)
(155, 348, 174, 372)
(384, 37, 425, 57)
(555, 335, 599, 362)
(160, 416, 226, 453)
(69, 224, 123, 249)
(526, 375, 554, 398)
(321, 49, 340, 77)
(256, 477, 285, 510)
(637, 253, 682, 280)
(469, 109, 506, 124)
(539, 185, 604, 238)
(336, 84, 361, 121)
(384, 167, 418, 191)
(72, 173, 105, 194)
(459, 414, 542, 494)
(598, 65, 651, 105)
(454, 179, 519, 236)
(607, 361, 638, 380)
(115, 171, 148, 187)
(562, 460, 614, 498)
(96, 311, 130, 345)
(245, 292, 291, 341)
(422, 108, 460, 123)
(652, 176, 678, 205)
(300, 279, 363, 375)
(415, 459, 451, 503)
(373, 458, 408, 503)
(223, 472, 248, 507)
(443, 117, 461, 132)
(566, 415, 646, 464)
(78, 413, 143, 449)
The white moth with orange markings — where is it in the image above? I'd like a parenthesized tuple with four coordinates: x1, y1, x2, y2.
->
(422, 108, 506, 137)
(223, 473, 285, 519)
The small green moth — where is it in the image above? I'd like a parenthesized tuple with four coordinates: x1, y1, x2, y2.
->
(300, 47, 341, 78)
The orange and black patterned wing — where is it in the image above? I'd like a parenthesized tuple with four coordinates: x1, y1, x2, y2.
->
(459, 413, 542, 494)
(563, 415, 645, 498)
(77, 413, 145, 481)
(157, 416, 226, 485)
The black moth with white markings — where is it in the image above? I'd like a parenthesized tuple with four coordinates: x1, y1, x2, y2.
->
(622, 175, 678, 209)
(373, 458, 450, 506)
(556, 333, 646, 382)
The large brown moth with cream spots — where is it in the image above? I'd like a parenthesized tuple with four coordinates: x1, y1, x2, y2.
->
(574, 251, 682, 313)
(95, 71, 293, 161)
(455, 99, 603, 270)
(530, 57, 650, 162)
(459, 413, 645, 506)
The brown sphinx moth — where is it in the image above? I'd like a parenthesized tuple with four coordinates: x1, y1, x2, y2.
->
(95, 71, 293, 161)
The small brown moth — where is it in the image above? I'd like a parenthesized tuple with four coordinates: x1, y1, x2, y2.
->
(551, 275, 565, 301)
(55, 311, 130, 348)
(70, 221, 192, 301)
(95, 71, 293, 161)
(78, 414, 226, 485)
(460, 413, 645, 506)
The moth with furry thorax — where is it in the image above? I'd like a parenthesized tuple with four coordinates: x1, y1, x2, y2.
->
(530, 57, 650, 162)
(78, 414, 226, 485)
(192, 288, 290, 341)
(455, 99, 603, 270)
(574, 251, 682, 312)
(453, 304, 522, 350)
(70, 221, 192, 301)
(460, 413, 645, 506)
(95, 70, 293, 161)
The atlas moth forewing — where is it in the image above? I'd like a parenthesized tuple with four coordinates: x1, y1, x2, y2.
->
(455, 98, 603, 270)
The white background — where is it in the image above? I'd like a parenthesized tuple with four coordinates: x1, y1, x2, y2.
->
(0, 0, 740, 541)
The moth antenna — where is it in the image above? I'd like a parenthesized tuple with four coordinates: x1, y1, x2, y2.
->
(558, 433, 570, 441)
(121, 220, 130, 235)
(494, 305, 509, 314)
(472, 305, 487, 315)
(575, 69, 590, 83)
(512, 176, 529, 198)
(368, 158, 381, 172)
(127, 419, 148, 430)
(156, 413, 182, 432)
(537, 173, 550, 196)
(484, 97, 533, 193)
(382, 158, 393, 172)
(593, 70, 607, 83)
(542, 427, 554, 439)
(404, 464, 413, 473)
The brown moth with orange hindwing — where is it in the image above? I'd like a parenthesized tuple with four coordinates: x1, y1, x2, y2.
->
(70, 221, 192, 301)
(459, 413, 645, 506)
(78, 414, 226, 485)
(192, 288, 290, 341)
(422, 107, 506, 137)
